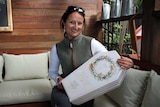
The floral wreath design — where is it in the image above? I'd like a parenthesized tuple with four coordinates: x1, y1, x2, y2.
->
(89, 55, 116, 80)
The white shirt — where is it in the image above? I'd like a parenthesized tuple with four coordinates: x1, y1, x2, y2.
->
(49, 38, 108, 84)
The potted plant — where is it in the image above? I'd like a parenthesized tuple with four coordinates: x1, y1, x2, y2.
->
(110, 0, 121, 18)
(102, 0, 111, 19)
(121, 0, 137, 16)
(134, 0, 143, 13)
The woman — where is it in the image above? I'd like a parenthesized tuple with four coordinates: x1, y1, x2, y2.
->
(49, 6, 133, 107)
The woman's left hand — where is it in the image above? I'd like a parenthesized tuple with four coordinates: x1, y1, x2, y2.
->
(117, 56, 133, 70)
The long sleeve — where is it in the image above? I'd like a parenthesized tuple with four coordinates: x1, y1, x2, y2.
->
(49, 45, 60, 84)
(91, 38, 108, 55)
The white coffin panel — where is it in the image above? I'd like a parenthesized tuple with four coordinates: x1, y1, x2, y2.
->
(62, 50, 126, 105)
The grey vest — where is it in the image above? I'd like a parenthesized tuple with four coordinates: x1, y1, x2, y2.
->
(56, 34, 93, 78)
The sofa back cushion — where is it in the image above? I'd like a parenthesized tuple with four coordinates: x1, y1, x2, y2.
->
(106, 68, 150, 107)
(141, 70, 160, 107)
(0, 55, 3, 82)
(3, 52, 49, 81)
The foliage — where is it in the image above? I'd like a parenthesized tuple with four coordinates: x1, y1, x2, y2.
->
(103, 22, 132, 54)
(104, 0, 111, 4)
(134, 0, 143, 8)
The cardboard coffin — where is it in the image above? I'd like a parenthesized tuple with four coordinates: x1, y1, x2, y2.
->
(62, 50, 126, 105)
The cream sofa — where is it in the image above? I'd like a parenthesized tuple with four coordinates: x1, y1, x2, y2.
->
(0, 52, 160, 107)
(0, 52, 53, 106)
(94, 67, 160, 107)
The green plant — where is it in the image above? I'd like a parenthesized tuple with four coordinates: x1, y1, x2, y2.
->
(103, 22, 131, 54)
(104, 0, 111, 4)
(134, 0, 143, 8)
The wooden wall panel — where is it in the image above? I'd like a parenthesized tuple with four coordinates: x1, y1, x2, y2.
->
(155, 0, 160, 11)
(0, 0, 103, 53)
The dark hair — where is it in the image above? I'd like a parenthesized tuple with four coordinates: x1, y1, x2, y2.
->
(60, 6, 86, 29)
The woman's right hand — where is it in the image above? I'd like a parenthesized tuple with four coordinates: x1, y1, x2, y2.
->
(57, 77, 64, 90)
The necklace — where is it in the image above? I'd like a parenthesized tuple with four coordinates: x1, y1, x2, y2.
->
(89, 55, 116, 80)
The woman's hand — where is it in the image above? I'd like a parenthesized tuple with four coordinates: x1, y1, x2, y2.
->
(117, 56, 133, 70)
(57, 77, 64, 90)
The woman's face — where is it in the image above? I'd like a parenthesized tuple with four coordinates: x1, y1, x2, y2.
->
(65, 12, 84, 39)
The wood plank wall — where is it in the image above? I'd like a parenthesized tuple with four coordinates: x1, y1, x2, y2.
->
(155, 0, 160, 11)
(0, 0, 103, 54)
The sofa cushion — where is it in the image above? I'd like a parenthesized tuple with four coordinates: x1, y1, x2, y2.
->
(106, 68, 150, 107)
(0, 79, 52, 105)
(141, 70, 160, 107)
(3, 52, 49, 81)
(0, 55, 3, 82)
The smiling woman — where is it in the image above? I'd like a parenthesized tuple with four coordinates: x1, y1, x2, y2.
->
(0, 0, 13, 32)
